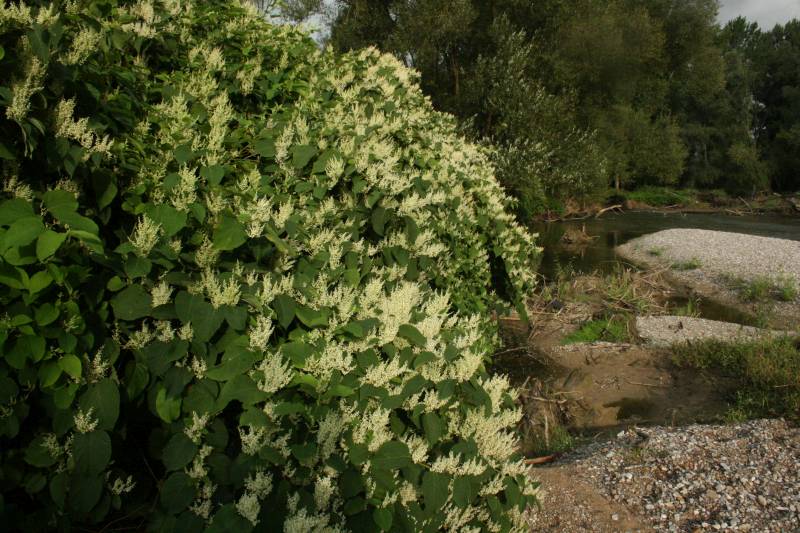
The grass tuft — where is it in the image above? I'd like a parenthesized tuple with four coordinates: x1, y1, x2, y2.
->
(562, 316, 630, 344)
(672, 337, 800, 420)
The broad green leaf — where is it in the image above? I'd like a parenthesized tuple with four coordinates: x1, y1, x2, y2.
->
(27, 270, 53, 295)
(111, 285, 151, 320)
(156, 387, 182, 423)
(53, 383, 78, 409)
(34, 303, 59, 326)
(3, 216, 44, 249)
(38, 362, 61, 388)
(371, 207, 386, 236)
(162, 433, 198, 471)
(24, 435, 59, 467)
(200, 165, 225, 185)
(295, 305, 330, 328)
(205, 348, 260, 381)
(79, 379, 119, 431)
(372, 441, 412, 470)
(160, 472, 194, 514)
(397, 324, 427, 347)
(272, 294, 296, 329)
(36, 230, 67, 261)
(373, 508, 393, 531)
(175, 291, 222, 342)
(70, 474, 103, 514)
(106, 276, 125, 292)
(453, 476, 480, 508)
(213, 216, 246, 251)
(216, 374, 268, 411)
(58, 355, 82, 379)
(43, 189, 78, 214)
(422, 412, 443, 445)
(0, 199, 33, 225)
(146, 204, 187, 237)
(291, 144, 317, 169)
(0, 140, 13, 160)
(253, 138, 276, 158)
(50, 472, 69, 509)
(422, 471, 449, 513)
(282, 341, 313, 367)
(205, 504, 253, 533)
(174, 144, 195, 165)
(73, 431, 112, 475)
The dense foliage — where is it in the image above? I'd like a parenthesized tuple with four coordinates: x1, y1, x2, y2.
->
(0, 1, 541, 530)
(325, 0, 800, 213)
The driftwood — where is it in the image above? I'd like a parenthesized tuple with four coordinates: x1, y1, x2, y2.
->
(594, 204, 623, 218)
(524, 453, 561, 466)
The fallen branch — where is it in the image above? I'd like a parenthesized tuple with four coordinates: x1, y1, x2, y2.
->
(595, 204, 623, 218)
(524, 453, 561, 466)
(626, 379, 670, 389)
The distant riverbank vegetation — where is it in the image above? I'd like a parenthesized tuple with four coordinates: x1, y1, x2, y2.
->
(312, 0, 800, 218)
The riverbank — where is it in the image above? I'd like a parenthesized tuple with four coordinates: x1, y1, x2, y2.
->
(617, 229, 800, 330)
(536, 188, 800, 222)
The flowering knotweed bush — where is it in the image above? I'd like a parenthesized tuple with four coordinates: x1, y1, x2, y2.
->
(0, 1, 540, 531)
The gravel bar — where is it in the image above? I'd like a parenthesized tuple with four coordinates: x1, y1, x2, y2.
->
(618, 229, 800, 283)
(553, 419, 800, 532)
(635, 316, 795, 348)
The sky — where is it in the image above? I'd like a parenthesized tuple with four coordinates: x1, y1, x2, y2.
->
(718, 0, 800, 28)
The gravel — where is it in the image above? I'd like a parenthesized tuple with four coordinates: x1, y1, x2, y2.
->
(618, 229, 800, 283)
(635, 316, 795, 348)
(551, 419, 800, 532)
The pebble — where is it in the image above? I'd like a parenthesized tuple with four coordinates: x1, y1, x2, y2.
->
(545, 419, 800, 532)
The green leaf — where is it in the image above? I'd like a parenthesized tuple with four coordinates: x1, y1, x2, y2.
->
(3, 216, 44, 249)
(397, 324, 427, 347)
(79, 379, 119, 431)
(106, 276, 125, 292)
(295, 305, 330, 328)
(371, 207, 386, 236)
(273, 294, 296, 329)
(35, 230, 67, 261)
(24, 435, 59, 467)
(254, 138, 276, 158)
(453, 476, 479, 508)
(291, 144, 317, 169)
(43, 189, 78, 215)
(50, 472, 69, 509)
(70, 474, 103, 514)
(58, 355, 82, 379)
(73, 431, 112, 475)
(0, 45, 4, 61)
(213, 216, 247, 251)
(0, 140, 13, 160)
(160, 472, 195, 514)
(38, 361, 61, 388)
(422, 471, 449, 513)
(373, 507, 393, 531)
(216, 374, 268, 410)
(174, 144, 195, 165)
(156, 387, 182, 423)
(35, 303, 59, 326)
(205, 348, 260, 381)
(282, 341, 313, 367)
(372, 441, 412, 470)
(111, 285, 151, 321)
(162, 433, 198, 471)
(53, 383, 78, 409)
(0, 199, 33, 225)
(205, 504, 253, 533)
(422, 412, 443, 445)
(27, 270, 53, 294)
(200, 165, 226, 185)
(175, 291, 222, 342)
(146, 204, 187, 237)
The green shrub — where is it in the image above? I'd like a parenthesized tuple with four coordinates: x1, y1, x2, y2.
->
(0, 1, 540, 531)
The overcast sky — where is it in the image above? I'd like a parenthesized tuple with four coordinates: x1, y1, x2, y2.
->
(718, 0, 800, 28)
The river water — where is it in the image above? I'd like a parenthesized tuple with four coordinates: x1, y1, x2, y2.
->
(534, 211, 800, 280)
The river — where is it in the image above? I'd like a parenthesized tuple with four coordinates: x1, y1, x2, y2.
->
(534, 211, 800, 280)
